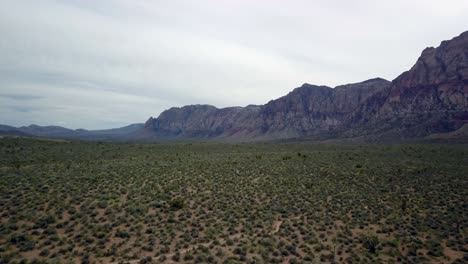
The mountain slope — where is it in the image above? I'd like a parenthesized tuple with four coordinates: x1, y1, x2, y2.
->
(143, 31, 467, 142)
(346, 31, 468, 140)
(2, 31, 467, 142)
(142, 78, 390, 140)
(259, 78, 391, 139)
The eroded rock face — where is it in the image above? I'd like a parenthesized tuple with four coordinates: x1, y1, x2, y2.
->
(259, 79, 391, 138)
(143, 31, 468, 141)
(143, 79, 390, 140)
(385, 31, 468, 112)
(347, 31, 468, 139)
(143, 105, 263, 139)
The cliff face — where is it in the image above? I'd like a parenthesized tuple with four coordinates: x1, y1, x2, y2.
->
(384, 31, 468, 114)
(347, 31, 468, 139)
(258, 78, 391, 138)
(143, 31, 468, 142)
(144, 105, 262, 139)
(143, 79, 390, 140)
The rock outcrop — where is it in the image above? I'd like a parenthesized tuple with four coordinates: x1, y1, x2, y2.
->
(143, 78, 390, 140)
(143, 31, 468, 142)
(347, 31, 468, 139)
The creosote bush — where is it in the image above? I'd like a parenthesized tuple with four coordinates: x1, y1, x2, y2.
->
(361, 233, 379, 254)
(169, 197, 185, 210)
(0, 137, 466, 263)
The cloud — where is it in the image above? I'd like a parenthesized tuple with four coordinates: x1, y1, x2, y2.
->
(0, 93, 43, 101)
(0, 0, 467, 129)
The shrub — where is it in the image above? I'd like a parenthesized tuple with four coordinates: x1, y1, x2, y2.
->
(362, 233, 379, 254)
(115, 229, 129, 238)
(169, 198, 185, 210)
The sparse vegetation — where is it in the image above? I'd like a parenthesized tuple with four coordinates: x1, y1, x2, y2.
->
(0, 137, 466, 263)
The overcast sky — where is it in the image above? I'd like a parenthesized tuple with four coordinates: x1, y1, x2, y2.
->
(0, 0, 467, 129)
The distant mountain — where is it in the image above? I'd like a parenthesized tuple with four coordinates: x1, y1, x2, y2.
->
(141, 31, 467, 142)
(138, 78, 391, 141)
(0, 123, 144, 141)
(18, 125, 76, 137)
(2, 31, 467, 142)
(259, 78, 390, 139)
(0, 125, 34, 137)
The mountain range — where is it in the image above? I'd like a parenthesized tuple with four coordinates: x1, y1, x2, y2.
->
(2, 31, 467, 142)
(0, 123, 144, 141)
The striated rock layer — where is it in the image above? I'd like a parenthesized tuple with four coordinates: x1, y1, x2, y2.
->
(142, 31, 468, 142)
(347, 31, 468, 140)
(142, 79, 390, 141)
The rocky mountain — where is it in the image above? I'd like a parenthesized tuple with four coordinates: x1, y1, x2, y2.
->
(346, 31, 468, 140)
(259, 78, 391, 139)
(142, 31, 467, 142)
(141, 78, 391, 141)
(2, 31, 467, 142)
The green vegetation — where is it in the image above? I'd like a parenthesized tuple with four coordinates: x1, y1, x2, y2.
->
(361, 233, 379, 254)
(0, 137, 467, 263)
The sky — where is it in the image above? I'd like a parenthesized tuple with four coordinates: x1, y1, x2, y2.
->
(0, 0, 467, 129)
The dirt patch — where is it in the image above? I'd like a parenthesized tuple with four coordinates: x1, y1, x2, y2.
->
(272, 220, 283, 234)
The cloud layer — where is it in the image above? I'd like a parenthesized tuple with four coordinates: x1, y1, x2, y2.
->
(1, 0, 467, 129)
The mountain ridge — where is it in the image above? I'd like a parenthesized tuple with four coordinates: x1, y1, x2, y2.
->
(1, 31, 467, 142)
(141, 31, 467, 142)
(0, 123, 144, 140)
(138, 77, 391, 141)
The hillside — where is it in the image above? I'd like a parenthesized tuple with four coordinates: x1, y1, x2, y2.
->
(141, 31, 467, 142)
